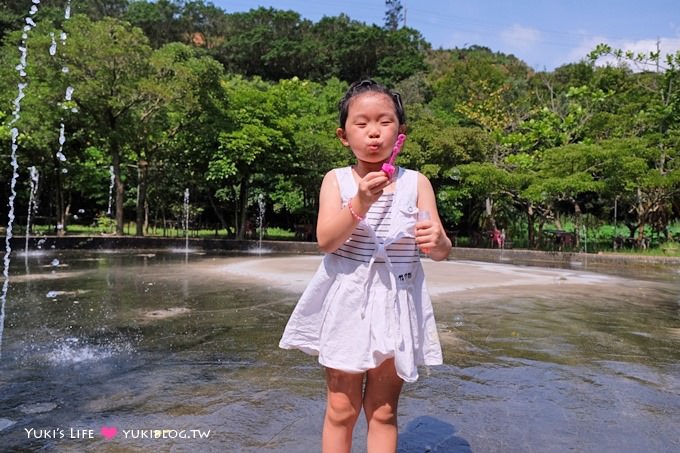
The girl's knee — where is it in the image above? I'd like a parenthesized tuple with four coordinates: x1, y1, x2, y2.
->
(324, 368, 363, 428)
(326, 394, 360, 427)
(364, 401, 398, 425)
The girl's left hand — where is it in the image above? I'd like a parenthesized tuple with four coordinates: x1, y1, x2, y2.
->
(415, 218, 448, 257)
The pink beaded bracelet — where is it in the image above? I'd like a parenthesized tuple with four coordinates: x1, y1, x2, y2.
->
(348, 198, 364, 221)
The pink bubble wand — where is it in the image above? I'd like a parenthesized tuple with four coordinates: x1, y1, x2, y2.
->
(381, 133, 406, 179)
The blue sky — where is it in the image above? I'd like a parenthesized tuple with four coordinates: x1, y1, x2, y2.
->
(212, 0, 680, 71)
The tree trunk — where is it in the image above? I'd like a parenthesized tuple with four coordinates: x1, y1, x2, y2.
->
(237, 176, 249, 240)
(526, 204, 535, 248)
(207, 191, 229, 231)
(112, 144, 124, 236)
(573, 201, 582, 247)
(485, 197, 497, 230)
(144, 198, 149, 235)
(635, 187, 646, 246)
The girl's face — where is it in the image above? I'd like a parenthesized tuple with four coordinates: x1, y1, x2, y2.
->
(337, 92, 402, 166)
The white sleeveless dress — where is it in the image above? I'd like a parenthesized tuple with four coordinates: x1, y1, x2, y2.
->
(279, 166, 442, 382)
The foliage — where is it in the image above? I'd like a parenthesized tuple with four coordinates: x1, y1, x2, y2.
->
(0, 1, 678, 252)
(94, 211, 116, 233)
(384, 1, 404, 31)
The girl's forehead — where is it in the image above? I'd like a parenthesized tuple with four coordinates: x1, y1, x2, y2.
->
(347, 92, 396, 114)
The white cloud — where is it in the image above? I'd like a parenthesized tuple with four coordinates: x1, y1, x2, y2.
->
(566, 35, 610, 64)
(567, 36, 680, 71)
(500, 24, 542, 52)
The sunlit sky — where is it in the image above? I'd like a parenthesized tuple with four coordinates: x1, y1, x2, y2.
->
(212, 0, 680, 71)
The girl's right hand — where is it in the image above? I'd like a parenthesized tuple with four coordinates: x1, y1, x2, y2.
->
(353, 171, 391, 215)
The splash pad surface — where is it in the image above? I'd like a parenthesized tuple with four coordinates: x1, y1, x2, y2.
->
(0, 251, 678, 452)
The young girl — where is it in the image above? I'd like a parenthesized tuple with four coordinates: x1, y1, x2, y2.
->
(279, 80, 452, 453)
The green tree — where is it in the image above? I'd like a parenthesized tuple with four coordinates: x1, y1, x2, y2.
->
(206, 76, 288, 238)
(142, 43, 227, 235)
(0, 20, 86, 234)
(216, 8, 317, 81)
(0, 0, 25, 43)
(178, 1, 231, 50)
(124, 0, 182, 48)
(384, 0, 404, 31)
(61, 14, 152, 235)
(129, 43, 225, 235)
(312, 15, 381, 82)
(437, 47, 532, 233)
(271, 78, 346, 225)
(599, 138, 680, 243)
(588, 43, 680, 238)
(402, 105, 495, 228)
(375, 27, 429, 86)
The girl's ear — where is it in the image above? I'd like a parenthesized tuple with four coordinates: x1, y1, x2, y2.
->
(398, 124, 407, 135)
(336, 128, 349, 146)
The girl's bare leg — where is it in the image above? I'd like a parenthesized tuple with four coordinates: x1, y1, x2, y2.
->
(363, 358, 403, 453)
(322, 367, 364, 453)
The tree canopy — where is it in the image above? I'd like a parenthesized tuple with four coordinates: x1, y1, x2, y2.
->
(1, 0, 678, 249)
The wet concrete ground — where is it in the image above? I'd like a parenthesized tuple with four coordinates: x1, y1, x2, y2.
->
(0, 251, 678, 452)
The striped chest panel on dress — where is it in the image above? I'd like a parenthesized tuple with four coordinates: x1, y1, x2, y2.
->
(332, 169, 419, 264)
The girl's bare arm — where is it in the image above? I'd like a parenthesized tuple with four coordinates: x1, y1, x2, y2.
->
(316, 170, 391, 253)
(415, 173, 452, 261)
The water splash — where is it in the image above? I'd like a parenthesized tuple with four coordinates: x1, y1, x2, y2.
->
(257, 193, 265, 253)
(55, 123, 67, 163)
(183, 188, 190, 254)
(53, 3, 73, 176)
(49, 32, 57, 56)
(249, 193, 270, 255)
(107, 165, 115, 215)
(44, 337, 132, 366)
(1, 0, 42, 357)
(24, 166, 39, 255)
(52, 0, 73, 240)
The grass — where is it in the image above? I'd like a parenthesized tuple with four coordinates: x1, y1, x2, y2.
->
(22, 222, 680, 257)
(29, 223, 297, 240)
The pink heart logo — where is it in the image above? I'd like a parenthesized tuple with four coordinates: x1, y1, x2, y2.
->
(100, 426, 118, 440)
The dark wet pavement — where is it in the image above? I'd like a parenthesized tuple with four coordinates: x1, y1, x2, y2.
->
(0, 251, 678, 452)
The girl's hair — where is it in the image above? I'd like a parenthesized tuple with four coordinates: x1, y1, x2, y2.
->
(338, 79, 406, 128)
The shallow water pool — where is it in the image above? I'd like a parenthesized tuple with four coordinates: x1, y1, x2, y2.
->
(0, 251, 678, 452)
